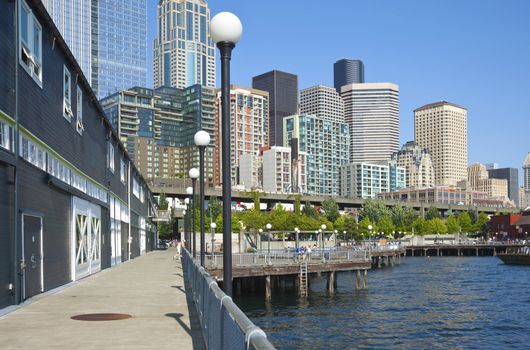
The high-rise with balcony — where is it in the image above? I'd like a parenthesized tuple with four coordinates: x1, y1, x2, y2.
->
(340, 162, 406, 199)
(100, 85, 216, 182)
(341, 83, 400, 163)
(284, 115, 349, 196)
(153, 0, 215, 89)
(333, 59, 364, 92)
(213, 85, 269, 186)
(524, 153, 530, 191)
(43, 0, 148, 99)
(252, 70, 298, 146)
(300, 85, 344, 123)
(414, 101, 468, 186)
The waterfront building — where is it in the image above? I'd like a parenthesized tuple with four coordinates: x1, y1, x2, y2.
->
(333, 58, 364, 92)
(300, 85, 344, 123)
(153, 0, 215, 89)
(43, 0, 148, 99)
(487, 167, 519, 205)
(391, 141, 435, 189)
(378, 187, 505, 208)
(252, 70, 298, 146)
(284, 115, 349, 196)
(262, 146, 307, 194)
(341, 83, 400, 163)
(100, 85, 216, 183)
(414, 101, 468, 186)
(524, 152, 530, 191)
(0, 0, 155, 309)
(214, 85, 269, 187)
(340, 162, 406, 199)
(467, 163, 509, 202)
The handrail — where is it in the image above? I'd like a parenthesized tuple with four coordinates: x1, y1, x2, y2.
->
(181, 249, 276, 350)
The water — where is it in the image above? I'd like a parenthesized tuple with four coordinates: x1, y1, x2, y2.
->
(236, 257, 530, 349)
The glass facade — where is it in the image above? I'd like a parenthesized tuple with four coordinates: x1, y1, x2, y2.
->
(333, 59, 364, 92)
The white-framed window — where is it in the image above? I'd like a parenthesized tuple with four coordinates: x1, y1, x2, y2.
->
(76, 86, 83, 134)
(0, 121, 13, 152)
(107, 141, 115, 173)
(20, 136, 46, 171)
(63, 66, 72, 120)
(140, 185, 144, 203)
(19, 0, 42, 86)
(120, 158, 126, 184)
(133, 178, 140, 199)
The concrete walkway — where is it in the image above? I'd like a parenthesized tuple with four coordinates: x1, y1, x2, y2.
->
(0, 248, 205, 350)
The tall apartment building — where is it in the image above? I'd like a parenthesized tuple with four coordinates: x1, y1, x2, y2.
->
(333, 59, 364, 92)
(252, 70, 298, 146)
(283, 115, 349, 196)
(519, 187, 530, 209)
(214, 85, 269, 186)
(391, 141, 435, 189)
(341, 83, 400, 163)
(100, 85, 216, 182)
(300, 85, 344, 123)
(414, 101, 468, 186)
(467, 163, 508, 201)
(488, 167, 519, 205)
(153, 0, 215, 89)
(340, 163, 406, 199)
(261, 146, 307, 193)
(43, 0, 148, 98)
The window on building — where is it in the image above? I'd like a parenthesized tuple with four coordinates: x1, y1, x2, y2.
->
(0, 121, 13, 152)
(107, 141, 115, 173)
(120, 158, 126, 184)
(19, 0, 42, 85)
(76, 86, 83, 134)
(133, 177, 140, 199)
(63, 66, 72, 120)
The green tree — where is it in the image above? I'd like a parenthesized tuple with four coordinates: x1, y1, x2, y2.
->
(361, 198, 390, 223)
(377, 215, 395, 237)
(412, 217, 428, 235)
(156, 193, 173, 239)
(359, 217, 376, 239)
(207, 197, 222, 222)
(403, 205, 419, 232)
(446, 215, 461, 234)
(269, 204, 290, 231)
(302, 201, 318, 219)
(322, 198, 340, 223)
(458, 211, 474, 233)
(426, 217, 448, 235)
(474, 212, 490, 234)
(157, 193, 169, 210)
(294, 194, 302, 215)
(240, 208, 266, 230)
(390, 205, 405, 230)
(425, 206, 440, 220)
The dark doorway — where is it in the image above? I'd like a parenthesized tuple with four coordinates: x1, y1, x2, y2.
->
(23, 214, 43, 299)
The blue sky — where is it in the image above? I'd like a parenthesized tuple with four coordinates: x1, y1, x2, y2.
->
(148, 0, 530, 181)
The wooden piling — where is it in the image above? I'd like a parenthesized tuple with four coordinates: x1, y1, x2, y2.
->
(265, 275, 271, 301)
(363, 270, 368, 289)
(356, 270, 361, 290)
(327, 271, 335, 294)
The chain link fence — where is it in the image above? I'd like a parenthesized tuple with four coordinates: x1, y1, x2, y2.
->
(182, 249, 276, 350)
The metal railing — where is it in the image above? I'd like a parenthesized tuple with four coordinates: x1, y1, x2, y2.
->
(182, 249, 276, 350)
(205, 250, 370, 269)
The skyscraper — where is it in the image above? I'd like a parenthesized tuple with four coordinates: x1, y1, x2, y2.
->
(300, 85, 344, 123)
(488, 167, 519, 205)
(340, 162, 405, 199)
(42, 0, 92, 84)
(391, 141, 435, 189)
(414, 101, 468, 186)
(467, 163, 508, 202)
(96, 0, 148, 98)
(213, 85, 269, 187)
(252, 70, 298, 146)
(524, 152, 530, 191)
(284, 115, 349, 196)
(153, 0, 216, 89)
(43, 0, 148, 99)
(341, 83, 400, 163)
(333, 59, 364, 92)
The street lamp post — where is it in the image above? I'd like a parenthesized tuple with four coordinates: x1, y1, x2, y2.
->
(184, 195, 191, 250)
(294, 227, 300, 250)
(194, 130, 210, 267)
(258, 228, 263, 251)
(188, 169, 199, 259)
(182, 208, 187, 249)
(266, 223, 272, 254)
(334, 229, 338, 247)
(211, 11, 243, 297)
(368, 224, 373, 243)
(210, 222, 217, 255)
